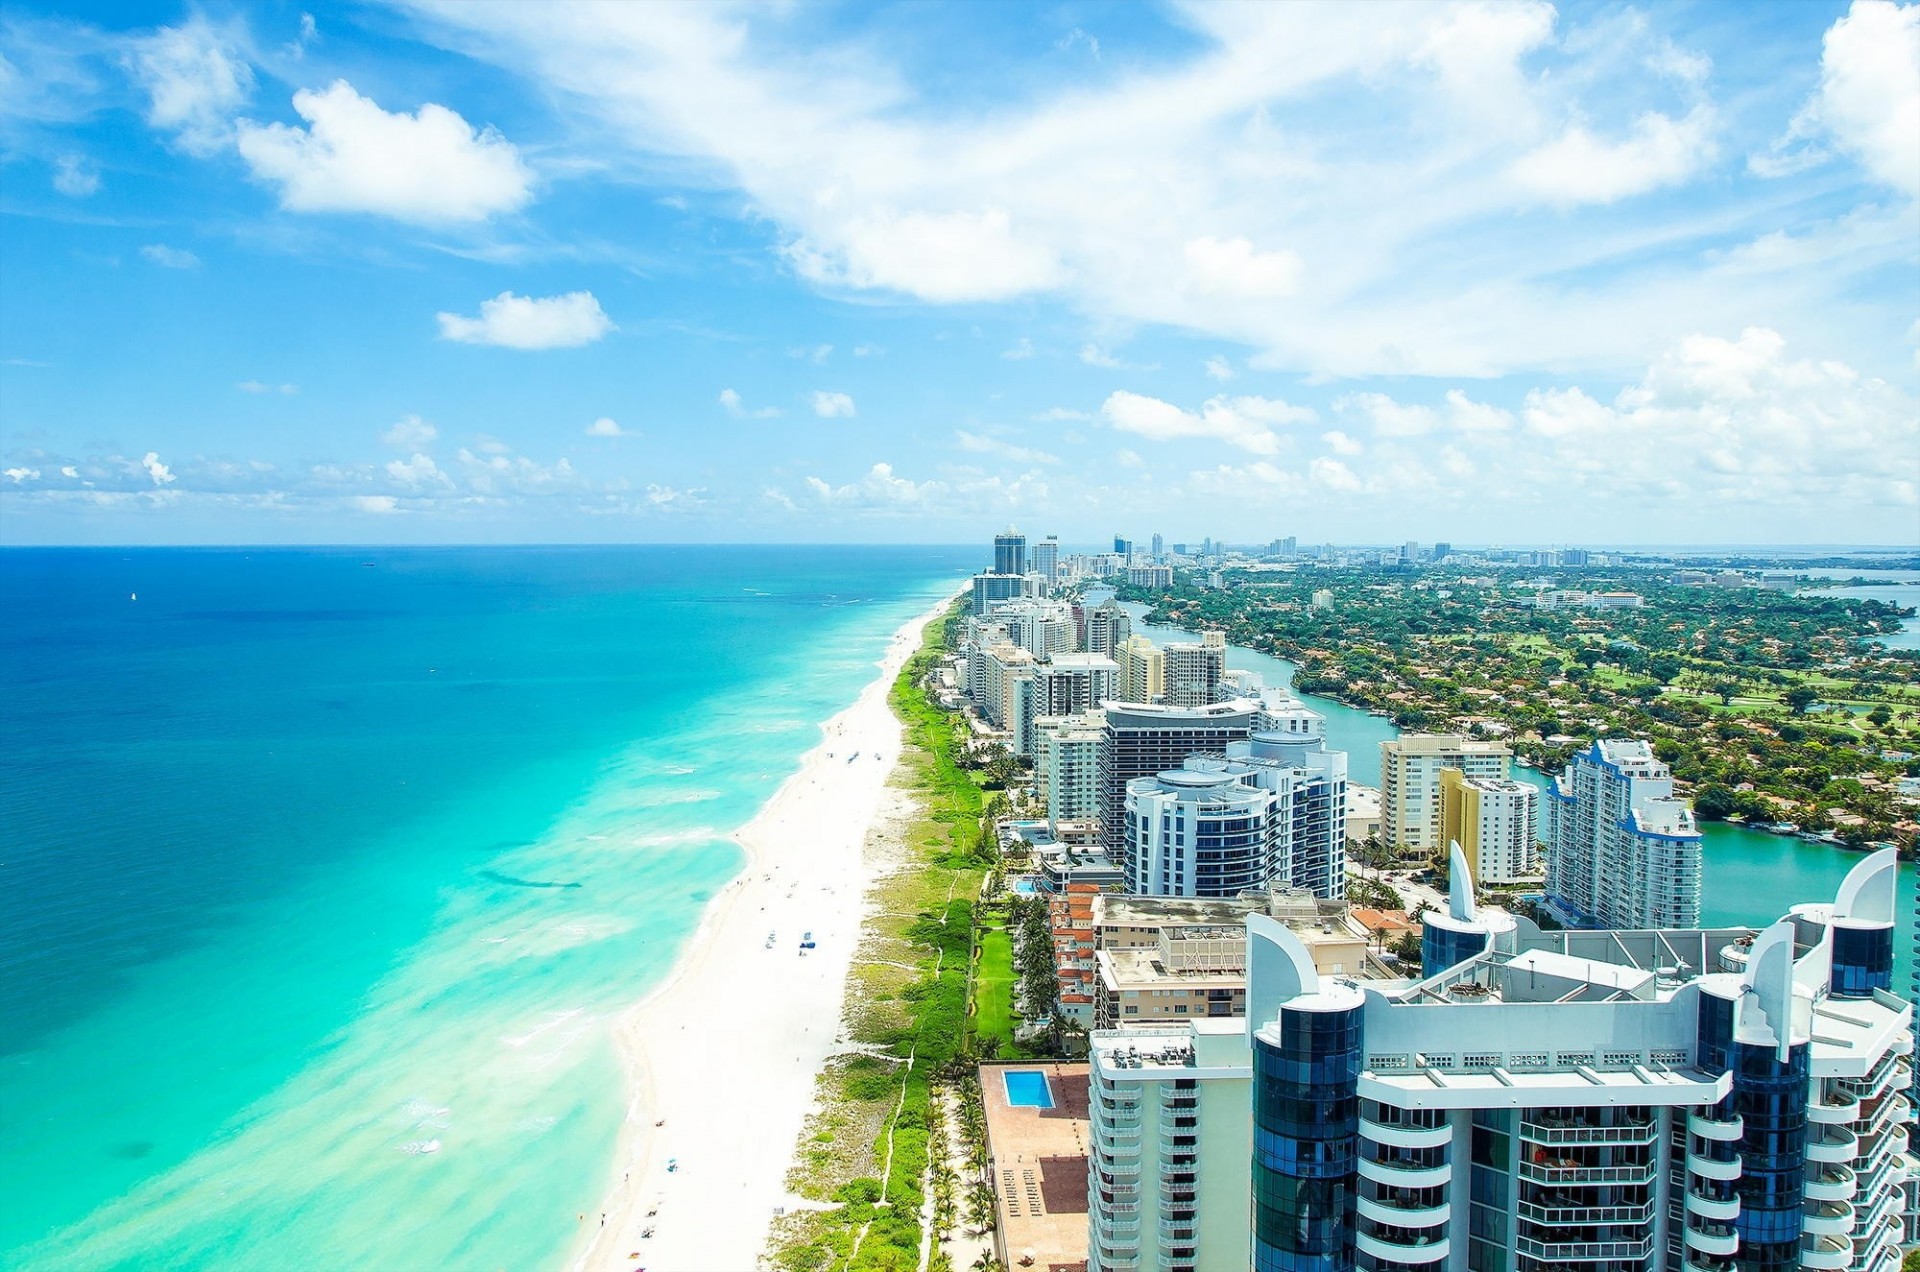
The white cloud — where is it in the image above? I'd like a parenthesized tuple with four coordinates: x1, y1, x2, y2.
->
(5, 467, 40, 483)
(437, 291, 612, 349)
(392, 3, 1911, 379)
(237, 379, 298, 394)
(811, 390, 856, 418)
(1204, 355, 1234, 381)
(585, 416, 625, 437)
(1308, 456, 1363, 492)
(352, 494, 399, 513)
(1510, 105, 1717, 205)
(1079, 344, 1123, 369)
(1002, 337, 1036, 360)
(1183, 236, 1302, 298)
(1768, 1, 1920, 197)
(1338, 391, 1439, 437)
(1442, 388, 1514, 432)
(644, 483, 704, 507)
(804, 461, 928, 507)
(789, 208, 1063, 302)
(385, 453, 449, 487)
(852, 343, 883, 357)
(955, 429, 1060, 465)
(127, 16, 253, 156)
(1101, 390, 1313, 455)
(788, 343, 833, 363)
(381, 415, 438, 449)
(141, 452, 175, 485)
(1032, 406, 1090, 422)
(52, 153, 98, 196)
(718, 387, 781, 419)
(236, 80, 534, 224)
(1115, 448, 1144, 468)
(140, 243, 200, 269)
(1321, 429, 1364, 456)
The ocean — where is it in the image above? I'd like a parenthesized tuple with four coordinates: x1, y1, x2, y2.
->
(0, 545, 971, 1270)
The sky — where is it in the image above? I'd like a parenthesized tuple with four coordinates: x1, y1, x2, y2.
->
(0, 0, 1916, 546)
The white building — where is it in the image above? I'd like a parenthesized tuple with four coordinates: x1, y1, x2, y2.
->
(1087, 849, 1915, 1272)
(1163, 632, 1228, 708)
(1117, 635, 1165, 704)
(1546, 738, 1703, 929)
(1084, 601, 1133, 657)
(1378, 735, 1512, 854)
(1128, 564, 1175, 589)
(1438, 769, 1539, 884)
(995, 597, 1078, 660)
(1035, 712, 1105, 832)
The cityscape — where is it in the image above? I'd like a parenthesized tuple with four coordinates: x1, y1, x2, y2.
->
(2, 3, 1917, 1272)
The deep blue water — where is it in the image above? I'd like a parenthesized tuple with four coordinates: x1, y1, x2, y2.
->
(0, 545, 970, 1268)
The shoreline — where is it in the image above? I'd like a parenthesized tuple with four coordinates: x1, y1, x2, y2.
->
(568, 589, 957, 1272)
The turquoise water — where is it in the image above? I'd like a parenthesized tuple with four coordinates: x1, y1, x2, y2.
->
(0, 546, 969, 1270)
(1799, 569, 1920, 652)
(1124, 605, 1914, 982)
(1002, 1070, 1054, 1108)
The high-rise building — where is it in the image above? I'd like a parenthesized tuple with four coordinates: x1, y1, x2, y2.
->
(1378, 734, 1512, 854)
(1083, 600, 1132, 657)
(1546, 738, 1703, 929)
(1124, 767, 1285, 896)
(994, 527, 1028, 576)
(1114, 534, 1133, 561)
(1438, 768, 1539, 884)
(1031, 535, 1060, 586)
(1115, 635, 1164, 704)
(996, 598, 1077, 659)
(969, 571, 1030, 617)
(1087, 850, 1914, 1272)
(1225, 706, 1349, 901)
(1162, 631, 1227, 708)
(1127, 564, 1174, 589)
(1035, 653, 1120, 719)
(1034, 712, 1105, 832)
(1431, 541, 1452, 561)
(1562, 548, 1590, 566)
(1097, 699, 1258, 858)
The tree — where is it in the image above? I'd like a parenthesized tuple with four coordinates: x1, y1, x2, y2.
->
(1785, 685, 1820, 715)
(1710, 680, 1740, 707)
(1648, 655, 1684, 685)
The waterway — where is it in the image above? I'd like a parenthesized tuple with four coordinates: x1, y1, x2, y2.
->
(1119, 603, 1915, 986)
(1798, 568, 1920, 653)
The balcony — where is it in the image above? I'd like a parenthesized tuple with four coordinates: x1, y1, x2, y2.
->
(1686, 1111, 1743, 1142)
(1684, 1149, 1743, 1182)
(1682, 1258, 1736, 1272)
(1520, 1158, 1657, 1186)
(1361, 1117, 1453, 1150)
(1806, 1124, 1859, 1164)
(1800, 1198, 1853, 1236)
(1518, 1199, 1654, 1227)
(1682, 1189, 1739, 1222)
(1799, 1232, 1852, 1270)
(1681, 1222, 1739, 1258)
(1520, 1115, 1657, 1146)
(1358, 1193, 1449, 1228)
(1355, 1230, 1449, 1264)
(1514, 1235, 1653, 1261)
(1804, 1163, 1858, 1202)
(1360, 1155, 1452, 1189)
(1810, 1089, 1860, 1125)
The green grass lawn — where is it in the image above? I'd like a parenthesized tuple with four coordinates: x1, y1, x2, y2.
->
(971, 918, 1017, 1049)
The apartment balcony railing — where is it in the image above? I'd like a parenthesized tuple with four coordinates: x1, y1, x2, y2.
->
(1519, 1159, 1657, 1186)
(1514, 1235, 1653, 1262)
(1685, 1111, 1743, 1142)
(1520, 1117, 1657, 1146)
(1516, 1200, 1653, 1226)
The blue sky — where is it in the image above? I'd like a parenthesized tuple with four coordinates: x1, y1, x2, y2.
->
(1, 0, 1915, 545)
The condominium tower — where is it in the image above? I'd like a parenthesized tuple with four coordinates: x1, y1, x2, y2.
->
(1117, 635, 1165, 704)
(994, 527, 1028, 577)
(1087, 849, 1914, 1272)
(1378, 735, 1511, 854)
(1437, 769, 1539, 885)
(1546, 738, 1703, 929)
(1163, 631, 1228, 708)
(1098, 699, 1258, 861)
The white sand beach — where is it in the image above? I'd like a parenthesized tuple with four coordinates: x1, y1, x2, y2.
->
(569, 592, 955, 1272)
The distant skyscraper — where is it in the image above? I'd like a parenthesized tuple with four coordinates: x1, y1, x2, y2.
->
(968, 571, 1030, 617)
(1031, 535, 1059, 585)
(1083, 600, 1130, 656)
(1115, 635, 1163, 704)
(1162, 631, 1227, 707)
(1563, 547, 1590, 565)
(993, 527, 1027, 576)
(1150, 531, 1164, 559)
(1546, 738, 1702, 928)
(1113, 534, 1132, 561)
(1431, 541, 1451, 561)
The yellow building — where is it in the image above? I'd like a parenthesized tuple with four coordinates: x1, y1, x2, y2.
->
(1438, 766, 1540, 885)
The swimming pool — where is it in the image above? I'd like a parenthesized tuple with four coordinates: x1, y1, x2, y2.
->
(1003, 1069, 1054, 1109)
(1011, 877, 1039, 894)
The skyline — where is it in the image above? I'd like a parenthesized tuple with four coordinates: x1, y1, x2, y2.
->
(2, 0, 1918, 545)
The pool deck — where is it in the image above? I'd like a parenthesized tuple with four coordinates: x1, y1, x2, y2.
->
(977, 1061, 1090, 1272)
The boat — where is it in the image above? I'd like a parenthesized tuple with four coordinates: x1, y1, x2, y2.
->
(799, 931, 816, 949)
(401, 1139, 441, 1155)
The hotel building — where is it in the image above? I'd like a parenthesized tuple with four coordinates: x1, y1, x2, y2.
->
(1037, 712, 1106, 832)
(1086, 848, 1913, 1272)
(995, 527, 1029, 577)
(1118, 635, 1166, 705)
(1164, 632, 1229, 708)
(1379, 736, 1512, 855)
(1098, 699, 1260, 860)
(1546, 738, 1703, 929)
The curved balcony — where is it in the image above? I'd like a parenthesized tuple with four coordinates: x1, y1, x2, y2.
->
(1684, 1151, 1742, 1182)
(1515, 1235, 1653, 1262)
(1683, 1189, 1739, 1222)
(1355, 1229, 1449, 1264)
(1687, 1111, 1744, 1142)
(1809, 1089, 1860, 1124)
(1682, 1259, 1736, 1272)
(1682, 1222, 1739, 1258)
(1358, 1194, 1449, 1229)
(1091, 1123, 1142, 1156)
(1803, 1163, 1857, 1202)
(1361, 1117, 1452, 1151)
(1799, 1232, 1852, 1270)
(1800, 1198, 1854, 1236)
(1359, 1156, 1452, 1189)
(1805, 1124, 1858, 1163)
(1518, 1157, 1656, 1186)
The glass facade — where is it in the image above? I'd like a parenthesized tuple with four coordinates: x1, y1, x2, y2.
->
(1829, 923, 1893, 998)
(1730, 1039, 1810, 1269)
(1420, 922, 1488, 979)
(1254, 1004, 1363, 1272)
